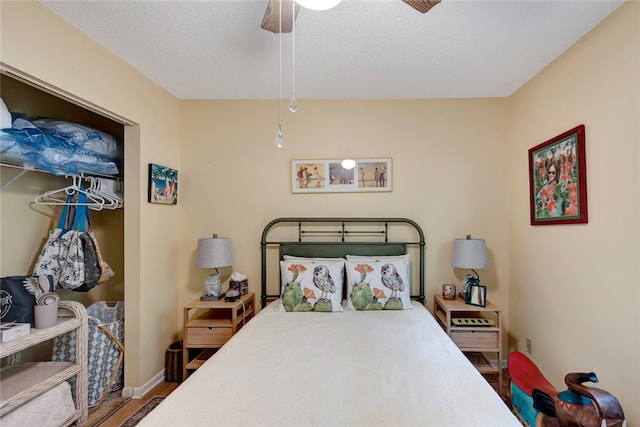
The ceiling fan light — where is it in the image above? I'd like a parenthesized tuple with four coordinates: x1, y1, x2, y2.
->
(294, 0, 342, 11)
(341, 159, 356, 170)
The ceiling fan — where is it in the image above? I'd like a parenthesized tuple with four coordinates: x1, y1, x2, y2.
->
(261, 0, 441, 33)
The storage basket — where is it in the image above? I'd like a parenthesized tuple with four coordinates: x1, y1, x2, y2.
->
(52, 301, 124, 408)
(164, 341, 183, 382)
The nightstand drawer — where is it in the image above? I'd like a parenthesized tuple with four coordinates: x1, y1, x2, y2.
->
(451, 330, 498, 349)
(186, 326, 232, 347)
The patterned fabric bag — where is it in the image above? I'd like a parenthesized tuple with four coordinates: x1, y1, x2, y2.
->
(89, 229, 115, 284)
(33, 195, 85, 290)
(74, 233, 100, 292)
(58, 195, 90, 290)
(73, 207, 102, 292)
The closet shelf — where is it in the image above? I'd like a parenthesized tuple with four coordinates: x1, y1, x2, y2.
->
(1, 161, 123, 179)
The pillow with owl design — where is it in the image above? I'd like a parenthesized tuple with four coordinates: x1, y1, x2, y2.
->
(345, 256, 412, 310)
(279, 259, 344, 312)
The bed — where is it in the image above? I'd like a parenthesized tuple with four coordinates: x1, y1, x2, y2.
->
(141, 218, 520, 426)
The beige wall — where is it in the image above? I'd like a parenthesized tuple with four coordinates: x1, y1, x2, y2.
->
(178, 99, 510, 318)
(1, 1, 181, 387)
(1, 1, 638, 424)
(507, 2, 639, 424)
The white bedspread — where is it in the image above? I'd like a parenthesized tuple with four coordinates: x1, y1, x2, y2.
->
(141, 302, 519, 427)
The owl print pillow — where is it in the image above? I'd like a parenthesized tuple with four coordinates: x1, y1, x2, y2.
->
(279, 259, 344, 312)
(345, 256, 412, 310)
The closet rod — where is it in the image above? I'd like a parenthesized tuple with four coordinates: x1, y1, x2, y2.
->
(0, 162, 122, 192)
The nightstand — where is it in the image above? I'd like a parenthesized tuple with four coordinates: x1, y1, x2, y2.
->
(183, 292, 255, 379)
(433, 294, 503, 394)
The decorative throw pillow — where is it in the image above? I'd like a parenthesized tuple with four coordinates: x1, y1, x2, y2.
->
(345, 256, 412, 310)
(279, 259, 344, 312)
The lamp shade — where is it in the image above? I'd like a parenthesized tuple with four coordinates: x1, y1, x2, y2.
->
(451, 236, 488, 269)
(196, 235, 233, 268)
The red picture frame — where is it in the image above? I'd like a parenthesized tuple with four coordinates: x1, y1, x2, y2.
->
(528, 125, 587, 225)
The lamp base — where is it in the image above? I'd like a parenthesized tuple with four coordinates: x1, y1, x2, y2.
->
(461, 273, 480, 302)
(204, 273, 222, 297)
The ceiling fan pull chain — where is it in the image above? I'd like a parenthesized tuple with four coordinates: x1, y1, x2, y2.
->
(276, 0, 284, 148)
(289, 0, 298, 113)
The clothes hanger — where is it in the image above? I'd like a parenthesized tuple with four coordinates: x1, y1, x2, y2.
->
(96, 177, 123, 209)
(34, 174, 105, 210)
(86, 176, 121, 209)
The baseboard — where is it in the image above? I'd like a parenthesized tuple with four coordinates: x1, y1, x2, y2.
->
(121, 369, 165, 399)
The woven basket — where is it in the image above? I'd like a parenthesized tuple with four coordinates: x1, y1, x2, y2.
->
(164, 341, 183, 382)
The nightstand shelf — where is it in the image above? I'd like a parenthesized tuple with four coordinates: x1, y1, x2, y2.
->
(185, 349, 217, 371)
(183, 292, 255, 379)
(434, 294, 503, 394)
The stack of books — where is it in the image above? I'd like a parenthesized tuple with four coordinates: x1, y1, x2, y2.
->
(0, 322, 31, 342)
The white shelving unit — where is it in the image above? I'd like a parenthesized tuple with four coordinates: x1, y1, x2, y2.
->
(0, 300, 88, 425)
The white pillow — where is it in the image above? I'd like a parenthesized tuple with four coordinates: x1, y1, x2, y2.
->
(279, 259, 344, 312)
(0, 98, 12, 129)
(32, 118, 118, 158)
(345, 257, 412, 310)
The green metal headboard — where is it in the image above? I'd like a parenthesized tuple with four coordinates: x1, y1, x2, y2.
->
(260, 217, 426, 308)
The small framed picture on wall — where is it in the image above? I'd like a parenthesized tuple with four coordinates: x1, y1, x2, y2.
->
(148, 163, 178, 205)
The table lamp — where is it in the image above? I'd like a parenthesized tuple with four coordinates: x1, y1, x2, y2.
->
(451, 235, 488, 302)
(196, 234, 233, 300)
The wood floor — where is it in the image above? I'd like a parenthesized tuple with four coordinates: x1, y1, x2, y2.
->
(83, 370, 514, 426)
(82, 381, 179, 427)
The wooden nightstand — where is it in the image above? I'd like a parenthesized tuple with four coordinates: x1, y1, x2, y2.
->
(183, 292, 255, 379)
(433, 294, 503, 394)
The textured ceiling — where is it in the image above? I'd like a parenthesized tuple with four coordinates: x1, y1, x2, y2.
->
(41, 0, 623, 99)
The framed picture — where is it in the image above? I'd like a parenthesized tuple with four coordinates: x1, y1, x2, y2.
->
(148, 163, 178, 204)
(291, 158, 392, 193)
(528, 125, 587, 225)
(467, 284, 486, 307)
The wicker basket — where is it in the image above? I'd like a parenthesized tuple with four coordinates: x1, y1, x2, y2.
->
(164, 341, 183, 382)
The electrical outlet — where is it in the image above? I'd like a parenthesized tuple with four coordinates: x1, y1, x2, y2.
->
(526, 337, 533, 355)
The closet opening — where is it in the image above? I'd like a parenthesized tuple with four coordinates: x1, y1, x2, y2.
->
(1, 70, 133, 407)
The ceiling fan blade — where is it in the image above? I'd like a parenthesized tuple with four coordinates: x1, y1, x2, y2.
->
(261, 0, 300, 34)
(401, 0, 441, 14)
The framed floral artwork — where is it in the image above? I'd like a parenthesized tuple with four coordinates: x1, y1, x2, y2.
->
(291, 158, 392, 193)
(528, 125, 587, 225)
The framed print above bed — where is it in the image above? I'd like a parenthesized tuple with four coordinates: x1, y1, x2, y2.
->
(291, 158, 392, 193)
(528, 125, 587, 225)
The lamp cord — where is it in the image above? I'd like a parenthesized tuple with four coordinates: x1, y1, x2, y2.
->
(239, 298, 246, 329)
